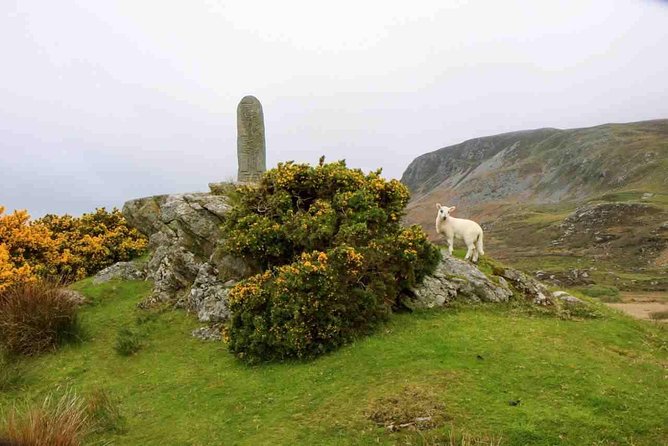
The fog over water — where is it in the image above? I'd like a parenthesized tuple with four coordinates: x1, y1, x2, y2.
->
(2, 1, 667, 217)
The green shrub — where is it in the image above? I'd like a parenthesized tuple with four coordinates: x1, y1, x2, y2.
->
(0, 281, 82, 356)
(223, 160, 440, 361)
(113, 327, 143, 356)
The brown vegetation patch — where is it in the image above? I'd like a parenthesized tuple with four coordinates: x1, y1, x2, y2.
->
(0, 281, 81, 356)
(366, 384, 449, 431)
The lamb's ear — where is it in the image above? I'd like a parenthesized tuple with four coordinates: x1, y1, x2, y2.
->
(435, 203, 442, 209)
(450, 206, 456, 213)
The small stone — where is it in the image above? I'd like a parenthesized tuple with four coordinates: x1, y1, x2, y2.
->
(552, 291, 584, 305)
(192, 326, 223, 342)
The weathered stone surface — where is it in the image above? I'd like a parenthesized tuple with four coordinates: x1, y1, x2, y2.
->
(93, 261, 146, 284)
(410, 251, 512, 308)
(58, 289, 86, 306)
(192, 326, 223, 342)
(190, 263, 230, 322)
(551, 290, 585, 306)
(122, 192, 249, 312)
(496, 266, 552, 305)
(237, 96, 266, 182)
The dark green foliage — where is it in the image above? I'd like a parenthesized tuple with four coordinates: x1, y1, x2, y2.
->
(0, 281, 82, 356)
(224, 160, 440, 361)
(113, 327, 143, 356)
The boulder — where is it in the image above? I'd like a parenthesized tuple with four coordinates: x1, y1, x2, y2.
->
(551, 290, 585, 306)
(189, 263, 231, 322)
(58, 289, 86, 306)
(410, 251, 512, 308)
(93, 261, 146, 284)
(495, 266, 552, 305)
(122, 192, 251, 313)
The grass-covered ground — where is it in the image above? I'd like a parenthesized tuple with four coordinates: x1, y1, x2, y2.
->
(1, 278, 667, 445)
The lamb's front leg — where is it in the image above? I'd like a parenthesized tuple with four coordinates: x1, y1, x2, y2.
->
(447, 237, 454, 255)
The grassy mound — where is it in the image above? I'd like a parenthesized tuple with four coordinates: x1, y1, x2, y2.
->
(0, 278, 666, 445)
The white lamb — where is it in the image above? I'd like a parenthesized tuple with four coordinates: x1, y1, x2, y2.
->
(435, 204, 485, 262)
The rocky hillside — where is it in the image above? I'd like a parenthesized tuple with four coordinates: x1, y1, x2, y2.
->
(403, 120, 667, 208)
(402, 120, 668, 291)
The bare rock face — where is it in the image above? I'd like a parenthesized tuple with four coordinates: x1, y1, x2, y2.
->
(410, 251, 513, 308)
(122, 192, 251, 322)
(410, 250, 589, 310)
(93, 261, 146, 284)
(495, 266, 552, 305)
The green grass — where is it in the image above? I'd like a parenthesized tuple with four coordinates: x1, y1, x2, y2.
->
(1, 279, 667, 445)
(580, 285, 620, 298)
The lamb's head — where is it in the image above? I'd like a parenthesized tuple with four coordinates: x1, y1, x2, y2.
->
(435, 203, 456, 221)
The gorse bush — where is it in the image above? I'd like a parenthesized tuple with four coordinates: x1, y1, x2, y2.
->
(0, 281, 82, 356)
(0, 206, 146, 290)
(224, 160, 440, 361)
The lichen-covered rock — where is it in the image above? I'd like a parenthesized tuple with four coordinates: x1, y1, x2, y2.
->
(551, 290, 585, 305)
(58, 289, 86, 306)
(496, 266, 552, 305)
(192, 326, 223, 342)
(189, 263, 231, 322)
(410, 251, 512, 308)
(93, 261, 146, 284)
(123, 191, 250, 313)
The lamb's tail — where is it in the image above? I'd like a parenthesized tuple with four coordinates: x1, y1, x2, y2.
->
(476, 231, 484, 256)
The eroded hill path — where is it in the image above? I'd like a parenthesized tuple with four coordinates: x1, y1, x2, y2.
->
(607, 292, 668, 322)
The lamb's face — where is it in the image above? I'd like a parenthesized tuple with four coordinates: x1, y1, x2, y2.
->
(435, 204, 455, 221)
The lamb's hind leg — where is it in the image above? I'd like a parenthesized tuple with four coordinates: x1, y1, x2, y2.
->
(464, 242, 474, 261)
(472, 245, 479, 263)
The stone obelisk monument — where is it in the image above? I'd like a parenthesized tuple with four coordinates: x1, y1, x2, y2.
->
(237, 95, 266, 182)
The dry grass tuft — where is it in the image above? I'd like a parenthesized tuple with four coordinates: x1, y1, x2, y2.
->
(445, 429, 503, 446)
(2, 389, 90, 446)
(0, 281, 81, 356)
(366, 384, 449, 431)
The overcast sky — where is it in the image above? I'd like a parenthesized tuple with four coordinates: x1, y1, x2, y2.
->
(1, 0, 667, 217)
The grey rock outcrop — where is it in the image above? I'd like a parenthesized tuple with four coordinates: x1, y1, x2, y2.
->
(495, 266, 552, 305)
(551, 290, 585, 306)
(122, 191, 252, 321)
(410, 251, 512, 308)
(410, 250, 590, 310)
(93, 261, 146, 284)
(189, 263, 232, 322)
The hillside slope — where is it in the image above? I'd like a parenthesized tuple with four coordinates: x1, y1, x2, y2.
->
(402, 120, 668, 291)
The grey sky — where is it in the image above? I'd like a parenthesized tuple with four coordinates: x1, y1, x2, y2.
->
(2, 0, 667, 217)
